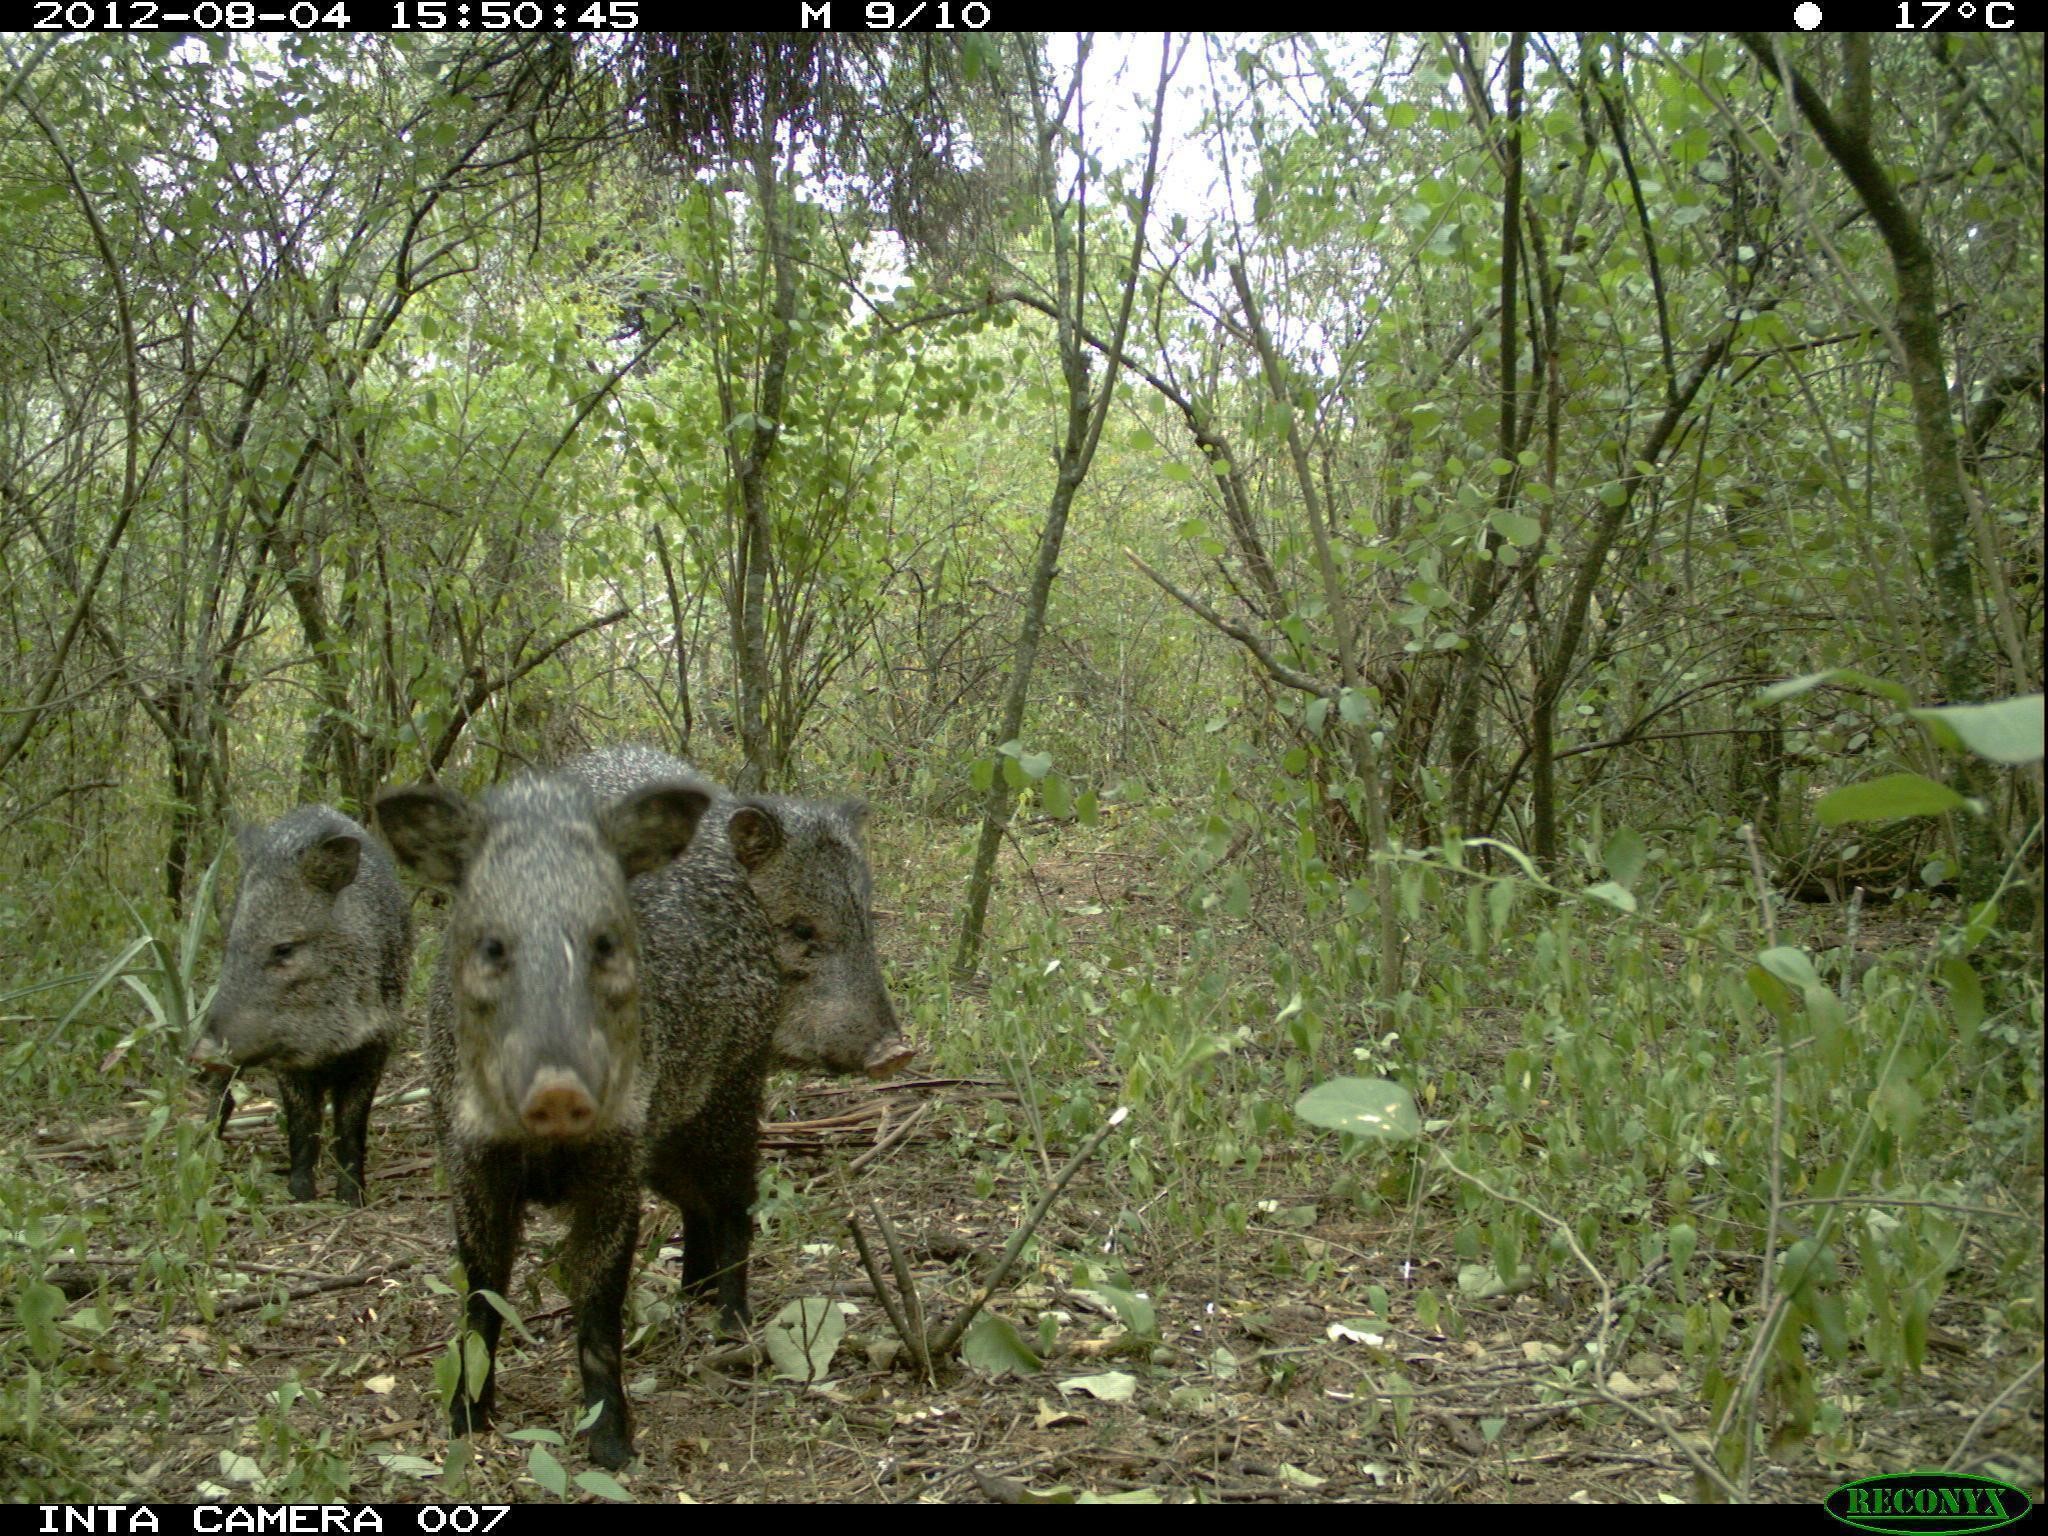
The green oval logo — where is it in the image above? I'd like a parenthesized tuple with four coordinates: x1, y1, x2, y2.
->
(1825, 1473, 2032, 1535)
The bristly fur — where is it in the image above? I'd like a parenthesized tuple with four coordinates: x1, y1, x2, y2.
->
(198, 805, 412, 1205)
(378, 768, 776, 1471)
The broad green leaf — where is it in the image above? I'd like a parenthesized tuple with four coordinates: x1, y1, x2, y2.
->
(462, 1332, 491, 1399)
(1757, 946, 1822, 989)
(1757, 669, 1912, 708)
(1938, 957, 1984, 1032)
(1294, 1078, 1420, 1141)
(574, 1469, 635, 1502)
(962, 1313, 1041, 1377)
(526, 1445, 568, 1497)
(1076, 1285, 1156, 1339)
(1491, 510, 1541, 547)
(1078, 1490, 1166, 1504)
(1042, 773, 1074, 819)
(17, 1281, 65, 1362)
(1817, 773, 1967, 826)
(1603, 827, 1646, 889)
(762, 1296, 845, 1383)
(1585, 881, 1636, 913)
(1910, 693, 2043, 765)
(1057, 1371, 1137, 1402)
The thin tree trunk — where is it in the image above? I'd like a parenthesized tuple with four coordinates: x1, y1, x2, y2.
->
(953, 37, 1173, 978)
(730, 132, 799, 792)
(1740, 32, 1995, 900)
(1228, 262, 1402, 992)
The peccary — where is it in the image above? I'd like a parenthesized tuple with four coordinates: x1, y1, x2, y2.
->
(192, 806, 412, 1205)
(374, 769, 776, 1470)
(562, 745, 910, 1078)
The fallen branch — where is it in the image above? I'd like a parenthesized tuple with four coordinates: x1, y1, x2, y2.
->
(212, 1258, 420, 1316)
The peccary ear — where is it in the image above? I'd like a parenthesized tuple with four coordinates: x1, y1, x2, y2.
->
(831, 798, 871, 834)
(727, 801, 786, 872)
(603, 782, 709, 879)
(374, 786, 484, 888)
(300, 833, 363, 896)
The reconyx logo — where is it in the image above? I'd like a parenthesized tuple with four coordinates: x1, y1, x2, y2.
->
(1825, 1473, 2033, 1535)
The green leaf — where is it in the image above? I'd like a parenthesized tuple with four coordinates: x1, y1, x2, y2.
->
(970, 756, 994, 793)
(1817, 773, 1967, 826)
(1079, 1284, 1157, 1339)
(962, 1313, 1042, 1377)
(1585, 881, 1636, 913)
(1666, 1222, 1696, 1275)
(1910, 693, 2043, 765)
(1042, 773, 1074, 819)
(1057, 1371, 1137, 1402)
(1938, 957, 1984, 1032)
(762, 1296, 845, 1383)
(1020, 751, 1053, 781)
(1491, 510, 1541, 548)
(574, 1469, 635, 1502)
(1602, 827, 1646, 889)
(1757, 669, 1912, 708)
(1294, 1078, 1420, 1141)
(1757, 946, 1822, 989)
(17, 1281, 65, 1363)
(526, 1444, 568, 1497)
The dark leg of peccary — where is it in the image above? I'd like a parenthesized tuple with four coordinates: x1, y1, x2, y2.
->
(213, 1078, 237, 1136)
(449, 1158, 523, 1440)
(276, 1070, 325, 1201)
(325, 1039, 390, 1207)
(652, 1124, 758, 1331)
(563, 1181, 641, 1469)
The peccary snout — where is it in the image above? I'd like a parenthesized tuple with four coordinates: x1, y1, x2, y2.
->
(521, 1068, 598, 1139)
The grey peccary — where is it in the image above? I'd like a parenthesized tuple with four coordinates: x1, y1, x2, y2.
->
(192, 806, 412, 1205)
(562, 745, 910, 1079)
(373, 769, 776, 1470)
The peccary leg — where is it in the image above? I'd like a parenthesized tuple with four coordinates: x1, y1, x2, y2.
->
(563, 1180, 640, 1470)
(276, 1070, 324, 1201)
(450, 1160, 522, 1441)
(325, 1039, 390, 1207)
(652, 1122, 757, 1331)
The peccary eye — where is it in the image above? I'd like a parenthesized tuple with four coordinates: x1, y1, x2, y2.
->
(476, 936, 509, 966)
(269, 942, 296, 964)
(593, 930, 619, 962)
(786, 921, 817, 945)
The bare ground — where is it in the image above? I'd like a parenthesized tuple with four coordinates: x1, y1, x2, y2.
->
(13, 824, 2042, 1504)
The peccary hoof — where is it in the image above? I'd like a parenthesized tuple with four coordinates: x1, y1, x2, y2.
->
(587, 1415, 633, 1471)
(714, 1300, 752, 1338)
(287, 1170, 318, 1202)
(449, 1397, 493, 1441)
